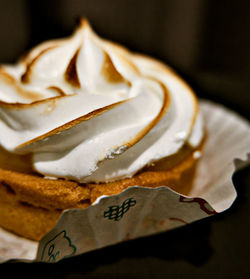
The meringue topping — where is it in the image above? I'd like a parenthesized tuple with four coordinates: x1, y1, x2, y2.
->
(0, 18, 204, 182)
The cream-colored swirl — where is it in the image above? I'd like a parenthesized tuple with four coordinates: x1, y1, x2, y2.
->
(0, 19, 203, 182)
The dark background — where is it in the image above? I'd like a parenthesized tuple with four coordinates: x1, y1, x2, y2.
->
(0, 0, 250, 278)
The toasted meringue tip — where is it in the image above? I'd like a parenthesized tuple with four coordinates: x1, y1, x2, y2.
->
(74, 17, 93, 35)
(79, 17, 91, 28)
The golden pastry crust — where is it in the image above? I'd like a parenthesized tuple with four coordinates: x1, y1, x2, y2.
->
(0, 139, 204, 241)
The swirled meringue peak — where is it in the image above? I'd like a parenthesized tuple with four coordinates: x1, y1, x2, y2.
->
(0, 18, 203, 182)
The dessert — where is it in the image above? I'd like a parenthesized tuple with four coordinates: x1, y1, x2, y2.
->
(0, 19, 204, 240)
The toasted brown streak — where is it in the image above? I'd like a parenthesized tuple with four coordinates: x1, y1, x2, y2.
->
(0, 94, 71, 109)
(18, 37, 69, 64)
(21, 46, 58, 83)
(101, 52, 131, 86)
(15, 99, 128, 150)
(102, 40, 141, 75)
(47, 86, 67, 96)
(96, 78, 170, 165)
(64, 48, 81, 88)
(0, 68, 44, 101)
(124, 78, 170, 149)
(133, 53, 199, 136)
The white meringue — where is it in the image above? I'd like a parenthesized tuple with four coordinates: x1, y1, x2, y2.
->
(0, 19, 204, 182)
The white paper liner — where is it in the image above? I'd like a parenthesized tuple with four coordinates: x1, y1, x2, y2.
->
(0, 100, 249, 263)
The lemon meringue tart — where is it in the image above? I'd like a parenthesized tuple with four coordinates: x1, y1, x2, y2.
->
(0, 19, 205, 241)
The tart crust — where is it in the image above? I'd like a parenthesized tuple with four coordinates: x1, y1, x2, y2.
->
(0, 140, 204, 241)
